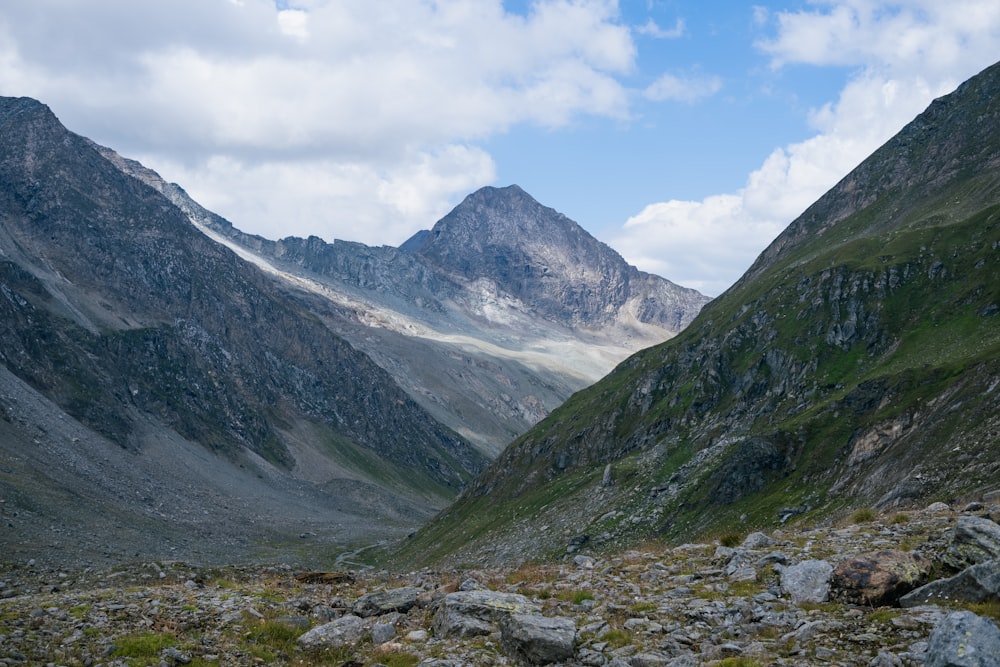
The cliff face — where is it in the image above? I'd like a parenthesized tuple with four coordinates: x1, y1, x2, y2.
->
(0, 96, 486, 565)
(399, 61, 1000, 567)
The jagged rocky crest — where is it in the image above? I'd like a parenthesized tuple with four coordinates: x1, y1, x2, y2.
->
(401, 60, 1000, 567)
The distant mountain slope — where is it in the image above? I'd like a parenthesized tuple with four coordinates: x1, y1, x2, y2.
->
(0, 96, 486, 566)
(399, 60, 1000, 567)
(111, 163, 709, 455)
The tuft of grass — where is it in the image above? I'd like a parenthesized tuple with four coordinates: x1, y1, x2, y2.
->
(851, 508, 877, 524)
(890, 512, 911, 525)
(719, 531, 744, 548)
(378, 651, 421, 667)
(114, 631, 177, 660)
(715, 659, 764, 667)
(599, 628, 632, 648)
(630, 601, 658, 615)
(242, 618, 303, 662)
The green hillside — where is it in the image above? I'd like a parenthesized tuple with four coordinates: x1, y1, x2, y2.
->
(395, 60, 1000, 568)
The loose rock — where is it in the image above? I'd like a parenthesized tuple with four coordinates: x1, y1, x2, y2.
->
(296, 614, 366, 650)
(925, 610, 1000, 667)
(780, 559, 833, 603)
(943, 516, 1000, 570)
(499, 613, 576, 665)
(830, 549, 931, 605)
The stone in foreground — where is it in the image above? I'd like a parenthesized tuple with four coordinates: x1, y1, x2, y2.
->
(830, 549, 931, 606)
(433, 590, 540, 638)
(780, 559, 833, 604)
(353, 586, 420, 617)
(943, 516, 1000, 570)
(925, 610, 1000, 667)
(899, 559, 1000, 607)
(499, 613, 576, 665)
(296, 614, 365, 650)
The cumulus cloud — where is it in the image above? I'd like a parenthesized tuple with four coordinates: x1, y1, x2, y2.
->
(613, 0, 1000, 296)
(0, 0, 635, 244)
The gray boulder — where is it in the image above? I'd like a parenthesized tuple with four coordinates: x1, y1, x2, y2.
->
(944, 516, 1000, 570)
(925, 610, 1000, 667)
(371, 622, 396, 644)
(741, 532, 775, 550)
(433, 590, 540, 638)
(499, 613, 576, 665)
(353, 586, 420, 617)
(296, 614, 365, 650)
(899, 559, 1000, 607)
(780, 559, 833, 604)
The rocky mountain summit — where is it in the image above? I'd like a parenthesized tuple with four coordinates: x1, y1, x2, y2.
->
(402, 60, 1000, 566)
(3, 499, 1000, 666)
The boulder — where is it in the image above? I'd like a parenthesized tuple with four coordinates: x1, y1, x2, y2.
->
(780, 559, 833, 604)
(899, 559, 1000, 608)
(943, 516, 1000, 570)
(433, 590, 540, 638)
(925, 610, 1000, 667)
(353, 586, 420, 617)
(830, 550, 931, 606)
(296, 614, 365, 650)
(371, 622, 396, 644)
(499, 613, 576, 665)
(741, 532, 775, 550)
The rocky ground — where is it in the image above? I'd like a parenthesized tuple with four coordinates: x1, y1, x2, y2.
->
(2, 501, 1000, 667)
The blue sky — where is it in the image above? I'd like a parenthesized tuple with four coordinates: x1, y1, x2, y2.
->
(1, 1, 999, 295)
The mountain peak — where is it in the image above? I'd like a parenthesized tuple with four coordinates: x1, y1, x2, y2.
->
(403, 184, 707, 329)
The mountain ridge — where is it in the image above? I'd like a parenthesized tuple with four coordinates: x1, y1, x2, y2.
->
(0, 96, 486, 566)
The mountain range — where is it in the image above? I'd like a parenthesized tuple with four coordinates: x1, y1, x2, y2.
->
(398, 60, 1000, 567)
(0, 95, 705, 566)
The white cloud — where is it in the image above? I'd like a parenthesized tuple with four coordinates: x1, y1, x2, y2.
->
(614, 0, 1000, 296)
(150, 144, 496, 246)
(644, 72, 722, 103)
(0, 0, 634, 243)
(276, 9, 309, 41)
(636, 17, 685, 39)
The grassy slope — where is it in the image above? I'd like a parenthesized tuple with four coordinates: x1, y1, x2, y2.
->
(392, 63, 1000, 568)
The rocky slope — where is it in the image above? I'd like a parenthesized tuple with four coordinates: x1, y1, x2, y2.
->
(0, 96, 487, 567)
(125, 173, 708, 455)
(3, 499, 1000, 666)
(400, 60, 1000, 566)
